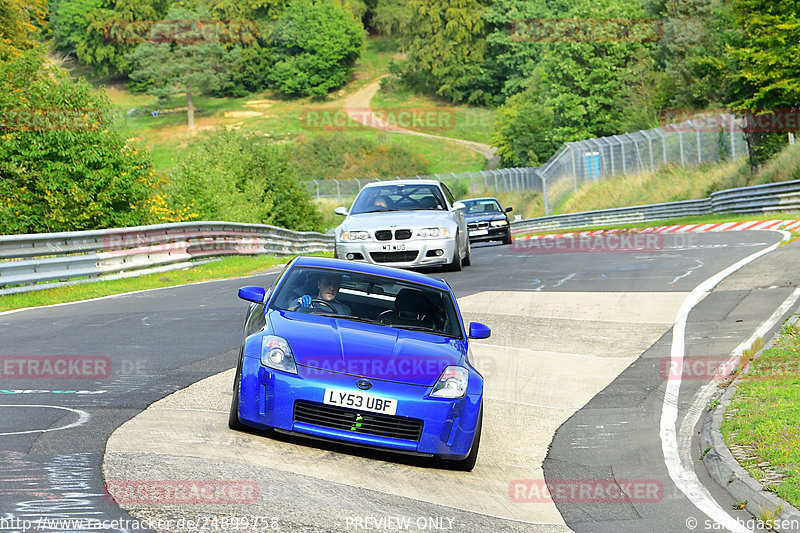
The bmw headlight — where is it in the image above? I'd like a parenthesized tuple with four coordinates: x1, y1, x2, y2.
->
(261, 335, 298, 374)
(431, 366, 469, 398)
(490, 220, 508, 227)
(341, 230, 370, 241)
(417, 227, 449, 238)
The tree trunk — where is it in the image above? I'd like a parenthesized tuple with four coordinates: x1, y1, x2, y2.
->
(186, 83, 194, 130)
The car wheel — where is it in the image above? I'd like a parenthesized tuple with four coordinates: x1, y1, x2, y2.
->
(228, 368, 246, 431)
(463, 238, 471, 266)
(448, 406, 482, 471)
(502, 230, 512, 245)
(443, 234, 463, 272)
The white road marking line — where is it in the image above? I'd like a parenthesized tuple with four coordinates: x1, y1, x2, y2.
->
(0, 404, 91, 436)
(660, 230, 790, 532)
(678, 287, 800, 516)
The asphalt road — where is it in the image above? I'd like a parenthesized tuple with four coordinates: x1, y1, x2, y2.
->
(1, 230, 798, 533)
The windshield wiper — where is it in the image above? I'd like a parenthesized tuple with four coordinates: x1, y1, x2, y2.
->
(322, 314, 381, 325)
(391, 324, 451, 337)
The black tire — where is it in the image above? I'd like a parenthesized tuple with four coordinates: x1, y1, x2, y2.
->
(228, 369, 246, 431)
(462, 239, 471, 267)
(444, 234, 463, 272)
(502, 230, 512, 245)
(449, 406, 482, 471)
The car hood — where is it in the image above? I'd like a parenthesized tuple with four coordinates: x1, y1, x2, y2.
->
(341, 211, 452, 230)
(465, 213, 506, 223)
(268, 310, 465, 386)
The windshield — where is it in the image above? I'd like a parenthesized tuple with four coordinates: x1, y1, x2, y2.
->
(269, 267, 463, 338)
(350, 184, 447, 214)
(463, 199, 502, 214)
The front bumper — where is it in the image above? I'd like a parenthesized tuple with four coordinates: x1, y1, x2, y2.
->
(335, 237, 456, 268)
(468, 225, 510, 243)
(236, 356, 482, 459)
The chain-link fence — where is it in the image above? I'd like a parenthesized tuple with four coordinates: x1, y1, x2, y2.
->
(305, 114, 748, 214)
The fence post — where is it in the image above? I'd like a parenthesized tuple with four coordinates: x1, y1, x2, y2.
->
(696, 124, 702, 164)
(676, 127, 686, 167)
(730, 114, 737, 159)
(313, 179, 320, 200)
(536, 169, 549, 215)
(569, 144, 578, 191)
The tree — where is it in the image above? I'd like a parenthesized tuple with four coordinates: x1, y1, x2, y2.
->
(481, 0, 551, 104)
(0, 0, 47, 58)
(166, 131, 323, 231)
(398, 0, 490, 104)
(264, 0, 364, 98)
(50, 0, 169, 76)
(725, 0, 800, 169)
(0, 49, 157, 234)
(127, 6, 231, 129)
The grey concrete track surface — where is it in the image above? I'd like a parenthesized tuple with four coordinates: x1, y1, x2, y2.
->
(0, 231, 795, 533)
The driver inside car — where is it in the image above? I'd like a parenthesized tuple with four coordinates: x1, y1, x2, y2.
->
(294, 273, 352, 315)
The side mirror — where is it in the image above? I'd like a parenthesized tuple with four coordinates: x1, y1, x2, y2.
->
(505, 206, 513, 213)
(238, 286, 266, 304)
(452, 201, 466, 211)
(468, 322, 491, 339)
(334, 207, 349, 216)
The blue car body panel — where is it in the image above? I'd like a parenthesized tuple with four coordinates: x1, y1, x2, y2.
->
(234, 256, 483, 461)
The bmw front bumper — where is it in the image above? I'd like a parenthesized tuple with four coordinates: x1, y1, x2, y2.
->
(335, 237, 457, 268)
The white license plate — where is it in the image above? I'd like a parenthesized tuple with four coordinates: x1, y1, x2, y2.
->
(323, 388, 397, 415)
(469, 229, 488, 236)
(382, 243, 406, 251)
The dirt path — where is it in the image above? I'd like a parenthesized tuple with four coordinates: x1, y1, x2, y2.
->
(344, 78, 499, 169)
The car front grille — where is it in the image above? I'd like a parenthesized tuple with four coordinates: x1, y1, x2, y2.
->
(468, 221, 489, 230)
(294, 401, 423, 441)
(369, 251, 419, 263)
(394, 229, 412, 240)
(375, 230, 392, 241)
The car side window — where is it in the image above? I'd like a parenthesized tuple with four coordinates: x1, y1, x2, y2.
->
(245, 303, 266, 336)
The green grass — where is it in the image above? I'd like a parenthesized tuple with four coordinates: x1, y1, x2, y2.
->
(0, 254, 330, 313)
(371, 85, 496, 145)
(721, 316, 800, 508)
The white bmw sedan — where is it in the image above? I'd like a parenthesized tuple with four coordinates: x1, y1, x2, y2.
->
(333, 180, 471, 271)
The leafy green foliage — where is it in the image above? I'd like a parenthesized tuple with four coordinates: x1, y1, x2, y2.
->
(264, 0, 364, 98)
(0, 0, 48, 58)
(0, 49, 157, 234)
(50, 0, 169, 75)
(291, 134, 429, 182)
(370, 0, 410, 36)
(166, 130, 323, 231)
(398, 0, 490, 104)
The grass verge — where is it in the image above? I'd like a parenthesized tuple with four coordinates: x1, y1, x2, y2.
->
(0, 254, 330, 313)
(721, 316, 800, 508)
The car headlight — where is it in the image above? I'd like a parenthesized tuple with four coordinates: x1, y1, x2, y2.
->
(341, 230, 370, 241)
(417, 227, 449, 238)
(490, 220, 508, 227)
(431, 366, 468, 398)
(261, 335, 297, 374)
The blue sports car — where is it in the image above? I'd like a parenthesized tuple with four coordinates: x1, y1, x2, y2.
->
(229, 256, 490, 471)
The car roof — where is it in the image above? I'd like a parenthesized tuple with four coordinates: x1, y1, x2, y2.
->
(292, 256, 451, 291)
(463, 197, 500, 202)
(361, 179, 442, 188)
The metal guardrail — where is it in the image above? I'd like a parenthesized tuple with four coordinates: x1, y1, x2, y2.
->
(511, 180, 800, 233)
(0, 222, 334, 295)
(3, 179, 799, 294)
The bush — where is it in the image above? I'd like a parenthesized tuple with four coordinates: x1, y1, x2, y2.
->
(0, 49, 157, 234)
(265, 0, 364, 98)
(166, 130, 323, 232)
(292, 134, 429, 182)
